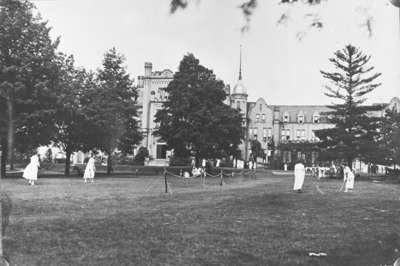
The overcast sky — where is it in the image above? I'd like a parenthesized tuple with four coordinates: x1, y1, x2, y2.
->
(34, 0, 399, 105)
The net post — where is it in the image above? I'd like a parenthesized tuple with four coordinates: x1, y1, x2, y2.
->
(164, 168, 168, 193)
(220, 170, 223, 186)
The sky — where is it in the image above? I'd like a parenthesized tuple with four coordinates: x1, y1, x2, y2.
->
(33, 0, 400, 105)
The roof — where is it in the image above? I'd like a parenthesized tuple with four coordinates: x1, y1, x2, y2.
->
(232, 79, 247, 95)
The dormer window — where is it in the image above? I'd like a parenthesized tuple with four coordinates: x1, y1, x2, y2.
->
(297, 112, 304, 124)
(313, 113, 320, 123)
(236, 101, 240, 110)
(283, 112, 289, 123)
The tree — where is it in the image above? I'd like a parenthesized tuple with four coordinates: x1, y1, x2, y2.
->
(250, 139, 264, 162)
(53, 55, 99, 175)
(90, 47, 142, 174)
(0, 0, 60, 170)
(315, 44, 382, 169)
(154, 53, 243, 161)
(374, 109, 400, 168)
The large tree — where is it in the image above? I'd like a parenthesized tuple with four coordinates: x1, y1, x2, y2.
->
(373, 109, 400, 168)
(53, 55, 98, 176)
(89, 47, 142, 174)
(0, 0, 60, 170)
(315, 44, 382, 168)
(154, 53, 243, 161)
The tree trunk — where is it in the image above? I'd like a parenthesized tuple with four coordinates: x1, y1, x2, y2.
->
(65, 148, 72, 176)
(0, 138, 7, 179)
(7, 100, 14, 170)
(107, 153, 112, 175)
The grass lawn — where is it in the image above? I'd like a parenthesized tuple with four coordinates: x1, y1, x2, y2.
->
(2, 172, 400, 265)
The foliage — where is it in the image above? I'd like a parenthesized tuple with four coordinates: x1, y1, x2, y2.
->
(169, 0, 373, 35)
(0, 0, 60, 168)
(134, 147, 149, 165)
(373, 109, 400, 167)
(53, 55, 102, 174)
(154, 53, 243, 160)
(250, 139, 264, 161)
(88, 48, 142, 173)
(315, 44, 382, 168)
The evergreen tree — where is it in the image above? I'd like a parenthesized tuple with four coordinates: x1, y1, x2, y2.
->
(0, 0, 60, 170)
(374, 109, 400, 168)
(315, 44, 382, 168)
(90, 48, 142, 174)
(154, 54, 243, 161)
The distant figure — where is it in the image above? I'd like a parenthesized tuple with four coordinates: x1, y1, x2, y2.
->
(23, 153, 40, 186)
(84, 153, 96, 183)
(343, 165, 355, 192)
(293, 161, 305, 192)
(216, 159, 221, 168)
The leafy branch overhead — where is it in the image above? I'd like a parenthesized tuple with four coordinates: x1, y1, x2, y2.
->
(170, 0, 375, 37)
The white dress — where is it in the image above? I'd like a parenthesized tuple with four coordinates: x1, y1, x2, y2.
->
(293, 163, 305, 190)
(23, 155, 40, 181)
(344, 166, 355, 190)
(84, 158, 96, 179)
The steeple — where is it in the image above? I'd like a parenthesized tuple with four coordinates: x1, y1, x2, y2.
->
(239, 45, 242, 81)
(232, 45, 247, 95)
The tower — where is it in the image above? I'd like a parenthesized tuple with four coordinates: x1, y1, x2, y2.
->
(231, 45, 249, 160)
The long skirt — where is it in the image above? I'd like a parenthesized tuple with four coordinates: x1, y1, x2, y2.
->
(83, 167, 95, 179)
(293, 173, 305, 190)
(23, 163, 38, 180)
(345, 175, 354, 190)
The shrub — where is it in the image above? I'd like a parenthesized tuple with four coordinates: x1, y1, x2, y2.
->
(134, 147, 149, 165)
(169, 156, 191, 166)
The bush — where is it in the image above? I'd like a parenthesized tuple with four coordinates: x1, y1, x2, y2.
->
(134, 147, 149, 165)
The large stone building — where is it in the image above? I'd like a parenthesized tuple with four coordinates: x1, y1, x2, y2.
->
(137, 60, 400, 166)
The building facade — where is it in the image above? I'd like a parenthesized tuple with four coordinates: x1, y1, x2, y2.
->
(137, 61, 400, 166)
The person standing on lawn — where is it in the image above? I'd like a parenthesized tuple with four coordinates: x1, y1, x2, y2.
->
(343, 164, 355, 192)
(22, 152, 40, 186)
(293, 160, 305, 192)
(83, 153, 96, 183)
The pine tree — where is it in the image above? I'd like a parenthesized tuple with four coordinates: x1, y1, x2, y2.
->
(315, 44, 382, 168)
(154, 54, 243, 161)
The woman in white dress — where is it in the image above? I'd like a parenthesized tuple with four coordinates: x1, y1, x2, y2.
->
(23, 153, 40, 186)
(343, 165, 355, 192)
(293, 161, 305, 192)
(84, 153, 96, 183)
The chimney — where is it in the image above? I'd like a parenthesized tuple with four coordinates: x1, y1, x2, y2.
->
(144, 62, 152, 77)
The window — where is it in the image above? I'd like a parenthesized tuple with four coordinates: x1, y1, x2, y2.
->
(262, 114, 265, 121)
(259, 104, 262, 112)
(267, 128, 272, 138)
(281, 129, 290, 141)
(156, 144, 167, 159)
(236, 101, 240, 110)
(256, 114, 260, 121)
(296, 129, 306, 140)
(283, 112, 289, 123)
(313, 113, 320, 123)
(263, 128, 267, 138)
(297, 112, 304, 124)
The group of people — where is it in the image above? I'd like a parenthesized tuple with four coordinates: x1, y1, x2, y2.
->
(293, 161, 355, 193)
(22, 152, 96, 185)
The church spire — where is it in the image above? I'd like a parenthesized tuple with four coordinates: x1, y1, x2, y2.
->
(239, 45, 242, 80)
